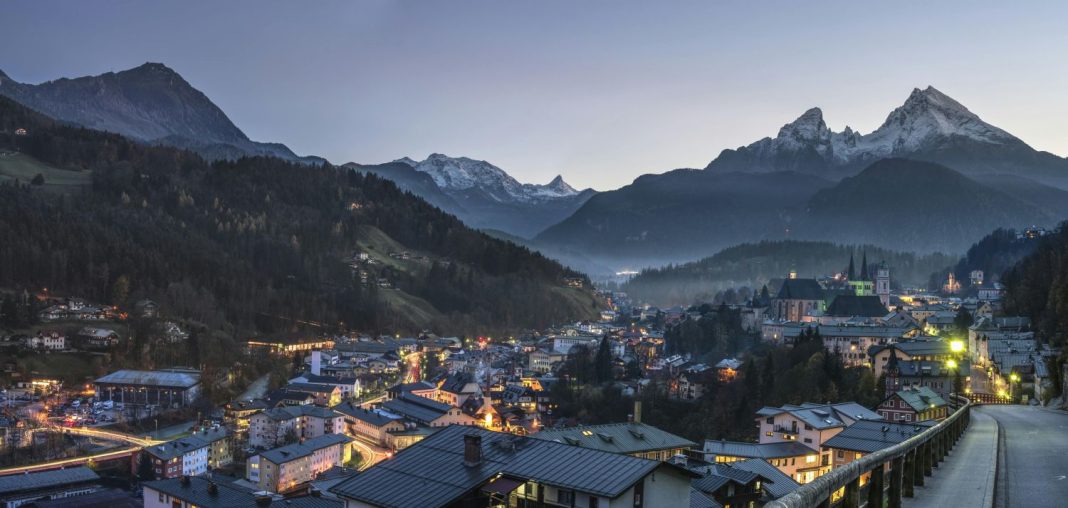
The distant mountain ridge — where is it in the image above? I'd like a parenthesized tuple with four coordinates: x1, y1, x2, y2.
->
(0, 63, 323, 165)
(348, 154, 595, 239)
(536, 86, 1068, 275)
(708, 86, 1068, 186)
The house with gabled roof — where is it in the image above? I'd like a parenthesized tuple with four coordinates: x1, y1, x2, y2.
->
(754, 401, 883, 483)
(822, 418, 935, 469)
(330, 425, 696, 508)
(876, 386, 949, 423)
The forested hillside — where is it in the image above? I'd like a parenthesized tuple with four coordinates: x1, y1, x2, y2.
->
(926, 228, 1044, 291)
(0, 96, 599, 336)
(623, 240, 955, 306)
(1001, 223, 1068, 346)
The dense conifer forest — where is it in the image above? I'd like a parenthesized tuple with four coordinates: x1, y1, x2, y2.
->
(0, 96, 599, 337)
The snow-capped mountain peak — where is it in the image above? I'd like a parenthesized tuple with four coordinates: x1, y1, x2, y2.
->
(392, 156, 419, 167)
(408, 154, 580, 203)
(712, 86, 1026, 172)
(864, 86, 1018, 154)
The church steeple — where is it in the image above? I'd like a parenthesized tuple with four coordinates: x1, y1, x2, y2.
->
(847, 253, 856, 281)
(884, 345, 901, 397)
(860, 252, 869, 281)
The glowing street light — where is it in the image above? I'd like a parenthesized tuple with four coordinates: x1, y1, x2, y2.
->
(950, 340, 965, 353)
(945, 359, 958, 369)
(1009, 373, 1020, 383)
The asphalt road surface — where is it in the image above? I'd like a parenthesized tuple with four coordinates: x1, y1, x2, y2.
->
(986, 405, 1068, 508)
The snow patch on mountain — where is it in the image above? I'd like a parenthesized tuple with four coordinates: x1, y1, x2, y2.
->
(407, 153, 580, 203)
(723, 86, 1023, 169)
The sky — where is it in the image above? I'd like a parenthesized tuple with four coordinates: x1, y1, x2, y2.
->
(3, 1, 1067, 190)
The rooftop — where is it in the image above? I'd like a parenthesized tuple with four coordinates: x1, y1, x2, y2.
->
(825, 295, 889, 318)
(260, 433, 354, 465)
(145, 436, 211, 461)
(95, 368, 200, 388)
(703, 440, 817, 458)
(330, 425, 696, 507)
(756, 402, 883, 429)
(775, 279, 825, 301)
(888, 386, 949, 412)
(533, 421, 696, 455)
(0, 466, 98, 495)
(822, 419, 936, 453)
(145, 476, 341, 508)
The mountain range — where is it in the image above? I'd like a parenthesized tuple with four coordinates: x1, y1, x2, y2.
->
(4, 62, 1066, 280)
(537, 87, 1068, 274)
(707, 86, 1068, 186)
(347, 154, 596, 238)
(0, 63, 322, 165)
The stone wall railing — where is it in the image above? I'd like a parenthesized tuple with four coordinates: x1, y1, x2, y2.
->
(767, 398, 972, 508)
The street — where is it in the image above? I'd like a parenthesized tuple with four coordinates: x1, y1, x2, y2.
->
(350, 436, 390, 471)
(987, 405, 1068, 508)
(903, 408, 997, 508)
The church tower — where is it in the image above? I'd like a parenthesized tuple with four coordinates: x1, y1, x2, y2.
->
(876, 261, 890, 308)
(884, 346, 901, 398)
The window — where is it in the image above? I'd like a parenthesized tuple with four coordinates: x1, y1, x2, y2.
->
(803, 438, 812, 444)
(589, 496, 599, 508)
(804, 424, 813, 431)
(836, 450, 844, 458)
(766, 417, 774, 424)
(158, 491, 165, 502)
(557, 490, 574, 505)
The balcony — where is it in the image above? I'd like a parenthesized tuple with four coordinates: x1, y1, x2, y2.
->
(774, 425, 799, 435)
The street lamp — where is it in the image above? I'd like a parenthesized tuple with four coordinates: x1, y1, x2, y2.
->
(950, 340, 964, 353)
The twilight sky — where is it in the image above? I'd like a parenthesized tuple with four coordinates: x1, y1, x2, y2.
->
(3, 1, 1067, 190)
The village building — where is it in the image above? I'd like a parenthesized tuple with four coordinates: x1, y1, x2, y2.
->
(876, 386, 950, 423)
(144, 476, 343, 508)
(94, 368, 201, 407)
(23, 330, 65, 350)
(329, 425, 695, 508)
(822, 419, 934, 469)
(247, 433, 353, 494)
(380, 392, 479, 428)
(248, 405, 346, 449)
(0, 467, 100, 508)
(703, 440, 824, 485)
(770, 278, 826, 322)
(143, 436, 211, 479)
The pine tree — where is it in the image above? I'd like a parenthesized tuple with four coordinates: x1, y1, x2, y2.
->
(594, 336, 613, 383)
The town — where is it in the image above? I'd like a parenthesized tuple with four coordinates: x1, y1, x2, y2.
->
(4, 3, 1068, 507)
(0, 246, 1056, 508)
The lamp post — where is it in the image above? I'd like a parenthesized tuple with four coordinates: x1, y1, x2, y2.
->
(1009, 372, 1020, 403)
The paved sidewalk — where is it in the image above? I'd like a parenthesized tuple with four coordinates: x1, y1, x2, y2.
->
(903, 408, 997, 508)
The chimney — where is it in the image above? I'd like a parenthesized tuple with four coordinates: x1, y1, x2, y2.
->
(633, 400, 642, 424)
(311, 350, 322, 376)
(463, 434, 482, 467)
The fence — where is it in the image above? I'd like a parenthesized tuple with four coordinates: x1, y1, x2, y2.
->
(767, 398, 972, 508)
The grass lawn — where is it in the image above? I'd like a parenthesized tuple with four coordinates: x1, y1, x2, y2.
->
(16, 352, 104, 384)
(0, 152, 91, 193)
